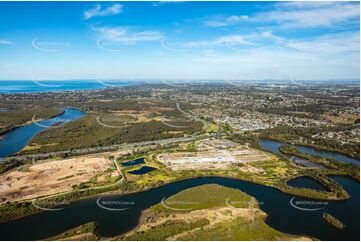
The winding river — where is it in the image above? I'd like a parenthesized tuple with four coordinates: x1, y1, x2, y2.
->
(0, 176, 359, 240)
(0, 108, 85, 159)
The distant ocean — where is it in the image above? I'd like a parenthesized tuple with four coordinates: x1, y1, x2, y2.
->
(0, 80, 133, 93)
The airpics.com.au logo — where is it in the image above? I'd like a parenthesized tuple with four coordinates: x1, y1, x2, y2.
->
(160, 39, 186, 52)
(289, 197, 328, 211)
(160, 197, 199, 211)
(96, 197, 135, 211)
(32, 79, 63, 88)
(31, 113, 72, 129)
(160, 197, 264, 211)
(32, 199, 70, 211)
(96, 39, 125, 52)
(96, 115, 125, 129)
(225, 197, 263, 208)
(95, 77, 122, 87)
(160, 102, 198, 129)
(96, 38, 185, 53)
(160, 115, 191, 129)
(161, 79, 193, 88)
(32, 38, 70, 52)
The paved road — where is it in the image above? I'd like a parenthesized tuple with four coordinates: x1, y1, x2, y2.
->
(9, 134, 213, 162)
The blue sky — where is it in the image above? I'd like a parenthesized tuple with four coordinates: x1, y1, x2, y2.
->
(0, 1, 359, 81)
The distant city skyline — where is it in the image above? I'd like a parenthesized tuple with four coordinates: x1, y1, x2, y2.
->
(0, 1, 360, 80)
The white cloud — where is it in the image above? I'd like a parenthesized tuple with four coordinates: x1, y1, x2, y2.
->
(273, 1, 340, 9)
(260, 31, 286, 43)
(287, 32, 360, 54)
(183, 35, 253, 48)
(93, 26, 163, 44)
(183, 44, 359, 80)
(204, 2, 359, 29)
(216, 35, 253, 45)
(183, 31, 283, 48)
(205, 15, 249, 27)
(159, 27, 360, 68)
(84, 4, 123, 19)
(253, 2, 359, 29)
(152, 1, 184, 7)
(0, 40, 13, 45)
(171, 28, 359, 80)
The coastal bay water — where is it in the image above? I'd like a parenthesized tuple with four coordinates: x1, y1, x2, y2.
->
(0, 80, 132, 93)
(0, 108, 85, 158)
(0, 176, 358, 240)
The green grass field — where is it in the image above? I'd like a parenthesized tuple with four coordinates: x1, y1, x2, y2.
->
(121, 219, 209, 240)
(153, 184, 253, 212)
(179, 216, 302, 240)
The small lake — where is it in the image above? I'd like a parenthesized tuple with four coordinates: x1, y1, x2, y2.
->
(260, 139, 359, 166)
(0, 108, 85, 159)
(128, 166, 157, 175)
(287, 176, 328, 191)
(0, 176, 358, 240)
(121, 157, 145, 167)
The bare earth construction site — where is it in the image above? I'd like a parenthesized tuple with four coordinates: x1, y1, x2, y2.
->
(0, 155, 118, 204)
(157, 139, 271, 172)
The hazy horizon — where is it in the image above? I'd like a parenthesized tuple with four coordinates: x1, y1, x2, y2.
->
(0, 79, 360, 82)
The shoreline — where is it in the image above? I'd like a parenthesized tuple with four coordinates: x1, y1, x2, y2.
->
(260, 136, 359, 160)
(0, 172, 354, 224)
(0, 107, 87, 160)
(0, 108, 66, 137)
(1, 174, 346, 241)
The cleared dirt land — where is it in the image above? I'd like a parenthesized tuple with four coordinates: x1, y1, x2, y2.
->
(0, 155, 115, 204)
(157, 148, 271, 171)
